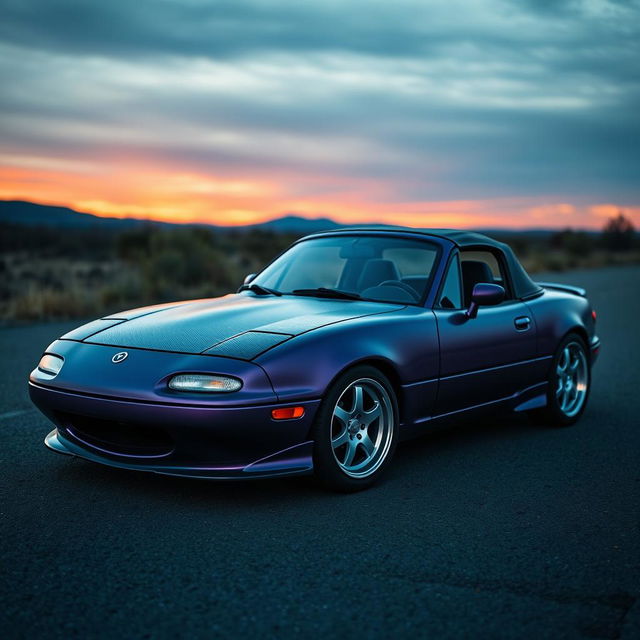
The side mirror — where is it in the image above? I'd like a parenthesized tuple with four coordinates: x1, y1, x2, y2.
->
(466, 283, 505, 319)
(243, 273, 257, 285)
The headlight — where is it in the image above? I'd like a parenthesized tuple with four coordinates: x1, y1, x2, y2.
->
(37, 353, 64, 378)
(168, 374, 242, 393)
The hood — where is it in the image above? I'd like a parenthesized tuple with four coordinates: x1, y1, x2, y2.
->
(62, 294, 402, 359)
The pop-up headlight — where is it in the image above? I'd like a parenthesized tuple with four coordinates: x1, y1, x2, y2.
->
(37, 354, 64, 378)
(168, 374, 242, 393)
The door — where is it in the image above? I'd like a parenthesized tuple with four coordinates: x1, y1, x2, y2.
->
(433, 250, 537, 416)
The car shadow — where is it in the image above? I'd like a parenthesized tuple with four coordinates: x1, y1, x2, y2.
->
(52, 409, 543, 505)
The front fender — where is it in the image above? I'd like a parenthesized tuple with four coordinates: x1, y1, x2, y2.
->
(256, 306, 440, 425)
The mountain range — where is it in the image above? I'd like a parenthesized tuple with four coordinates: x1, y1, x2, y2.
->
(0, 200, 342, 234)
(0, 199, 578, 237)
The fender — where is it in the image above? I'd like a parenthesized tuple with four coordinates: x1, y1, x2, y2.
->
(524, 289, 595, 359)
(256, 306, 440, 427)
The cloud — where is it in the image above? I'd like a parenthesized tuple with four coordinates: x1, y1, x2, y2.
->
(0, 0, 638, 226)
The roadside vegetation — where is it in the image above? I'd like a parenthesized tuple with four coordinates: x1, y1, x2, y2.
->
(1, 214, 637, 323)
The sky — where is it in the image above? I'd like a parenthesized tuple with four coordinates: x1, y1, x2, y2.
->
(0, 0, 639, 229)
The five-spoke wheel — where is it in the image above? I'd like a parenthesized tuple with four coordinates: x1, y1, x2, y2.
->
(555, 341, 588, 418)
(312, 366, 398, 491)
(537, 333, 591, 426)
(330, 378, 394, 478)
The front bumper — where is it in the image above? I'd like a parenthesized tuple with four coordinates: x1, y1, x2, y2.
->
(31, 382, 319, 479)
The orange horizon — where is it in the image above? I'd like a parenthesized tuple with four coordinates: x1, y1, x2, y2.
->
(1, 162, 639, 230)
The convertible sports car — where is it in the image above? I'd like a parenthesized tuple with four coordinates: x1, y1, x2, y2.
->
(30, 228, 600, 491)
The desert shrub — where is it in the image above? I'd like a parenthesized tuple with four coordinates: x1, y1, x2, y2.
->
(8, 285, 97, 321)
(550, 229, 596, 257)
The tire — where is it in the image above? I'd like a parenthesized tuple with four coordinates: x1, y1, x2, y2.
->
(537, 332, 591, 426)
(311, 365, 399, 492)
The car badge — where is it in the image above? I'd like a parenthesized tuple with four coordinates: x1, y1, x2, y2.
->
(112, 351, 128, 364)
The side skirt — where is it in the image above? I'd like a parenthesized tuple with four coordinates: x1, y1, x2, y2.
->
(399, 381, 547, 440)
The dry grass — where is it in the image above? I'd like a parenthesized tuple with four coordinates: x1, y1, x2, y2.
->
(1, 224, 638, 324)
(520, 249, 640, 274)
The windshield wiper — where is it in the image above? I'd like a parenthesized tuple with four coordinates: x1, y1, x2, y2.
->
(238, 283, 282, 296)
(291, 287, 363, 300)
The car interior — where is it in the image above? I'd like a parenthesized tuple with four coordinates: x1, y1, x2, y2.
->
(256, 238, 508, 307)
(356, 259, 425, 303)
(345, 250, 506, 306)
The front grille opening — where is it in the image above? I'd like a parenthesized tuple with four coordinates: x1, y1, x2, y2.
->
(58, 413, 174, 458)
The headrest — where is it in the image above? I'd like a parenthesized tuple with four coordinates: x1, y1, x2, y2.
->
(357, 259, 401, 291)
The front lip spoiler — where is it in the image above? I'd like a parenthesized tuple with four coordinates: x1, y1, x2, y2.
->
(44, 429, 314, 480)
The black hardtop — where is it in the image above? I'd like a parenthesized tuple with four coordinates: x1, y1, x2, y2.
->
(307, 225, 498, 247)
(304, 226, 543, 300)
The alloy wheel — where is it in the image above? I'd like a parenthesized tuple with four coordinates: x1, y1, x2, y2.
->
(555, 341, 589, 418)
(330, 378, 394, 478)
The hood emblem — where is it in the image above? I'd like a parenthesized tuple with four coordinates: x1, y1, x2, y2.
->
(112, 351, 128, 364)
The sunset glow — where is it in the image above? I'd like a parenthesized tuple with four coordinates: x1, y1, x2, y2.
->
(1, 158, 638, 230)
(1, 0, 638, 230)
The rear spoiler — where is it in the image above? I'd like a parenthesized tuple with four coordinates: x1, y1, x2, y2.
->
(536, 282, 586, 297)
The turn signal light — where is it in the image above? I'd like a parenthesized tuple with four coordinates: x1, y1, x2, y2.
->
(271, 406, 305, 420)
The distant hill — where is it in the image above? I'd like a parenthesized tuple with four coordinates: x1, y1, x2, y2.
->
(0, 199, 592, 237)
(0, 200, 156, 229)
(257, 214, 340, 233)
(0, 200, 341, 233)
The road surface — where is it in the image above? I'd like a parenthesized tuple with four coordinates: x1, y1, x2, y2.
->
(1, 266, 638, 639)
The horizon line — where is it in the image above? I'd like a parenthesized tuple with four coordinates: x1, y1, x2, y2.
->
(1, 197, 631, 233)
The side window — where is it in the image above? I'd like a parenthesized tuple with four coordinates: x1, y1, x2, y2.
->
(460, 249, 511, 305)
(460, 251, 501, 279)
(438, 254, 462, 309)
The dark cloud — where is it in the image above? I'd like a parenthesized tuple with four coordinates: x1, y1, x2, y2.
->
(0, 0, 638, 206)
(0, 0, 439, 59)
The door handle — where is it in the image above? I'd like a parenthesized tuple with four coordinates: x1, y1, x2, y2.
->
(514, 316, 531, 331)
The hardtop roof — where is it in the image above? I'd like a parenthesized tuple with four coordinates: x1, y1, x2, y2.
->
(307, 226, 501, 248)
(304, 226, 543, 300)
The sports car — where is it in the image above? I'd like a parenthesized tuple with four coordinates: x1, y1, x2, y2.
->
(30, 228, 600, 491)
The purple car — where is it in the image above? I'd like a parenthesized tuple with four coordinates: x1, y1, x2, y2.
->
(30, 228, 600, 491)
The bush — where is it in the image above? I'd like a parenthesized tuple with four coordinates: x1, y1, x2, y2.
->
(550, 229, 596, 257)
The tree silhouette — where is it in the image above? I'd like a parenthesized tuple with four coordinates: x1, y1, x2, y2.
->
(601, 212, 636, 251)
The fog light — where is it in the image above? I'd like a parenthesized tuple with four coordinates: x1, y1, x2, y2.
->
(272, 406, 305, 420)
(37, 353, 64, 378)
(168, 374, 242, 393)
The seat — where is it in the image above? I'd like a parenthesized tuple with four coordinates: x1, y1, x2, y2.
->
(357, 259, 401, 291)
(461, 260, 494, 307)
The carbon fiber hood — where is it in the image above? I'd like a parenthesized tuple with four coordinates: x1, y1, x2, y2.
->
(62, 294, 402, 359)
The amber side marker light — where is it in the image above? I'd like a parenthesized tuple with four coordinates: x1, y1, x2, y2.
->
(272, 407, 305, 420)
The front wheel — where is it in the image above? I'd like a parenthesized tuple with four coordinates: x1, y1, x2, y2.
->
(537, 333, 591, 426)
(311, 366, 399, 492)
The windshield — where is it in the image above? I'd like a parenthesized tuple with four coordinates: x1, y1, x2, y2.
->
(251, 235, 440, 304)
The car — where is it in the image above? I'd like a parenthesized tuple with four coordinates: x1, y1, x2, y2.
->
(30, 228, 600, 491)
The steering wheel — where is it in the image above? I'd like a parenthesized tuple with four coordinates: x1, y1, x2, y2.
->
(379, 280, 420, 302)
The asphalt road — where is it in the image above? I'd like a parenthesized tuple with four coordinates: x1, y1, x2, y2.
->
(1, 265, 639, 639)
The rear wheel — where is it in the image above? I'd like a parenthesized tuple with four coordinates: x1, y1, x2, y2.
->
(312, 366, 398, 492)
(537, 333, 591, 426)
